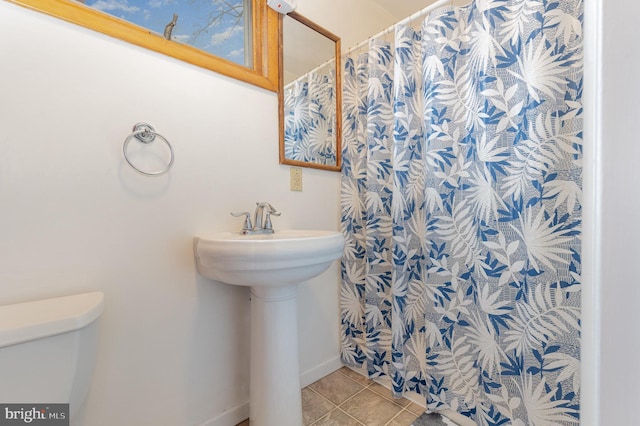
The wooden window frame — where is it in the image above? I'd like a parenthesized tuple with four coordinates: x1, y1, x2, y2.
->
(7, 0, 279, 92)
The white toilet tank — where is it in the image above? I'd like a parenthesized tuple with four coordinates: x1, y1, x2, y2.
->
(0, 292, 104, 419)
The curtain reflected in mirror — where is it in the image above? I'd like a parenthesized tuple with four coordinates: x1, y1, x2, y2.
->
(279, 12, 342, 172)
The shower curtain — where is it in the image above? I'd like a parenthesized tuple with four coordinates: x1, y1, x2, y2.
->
(340, 1, 582, 424)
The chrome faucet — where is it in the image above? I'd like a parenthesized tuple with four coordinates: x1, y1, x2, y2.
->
(231, 202, 281, 234)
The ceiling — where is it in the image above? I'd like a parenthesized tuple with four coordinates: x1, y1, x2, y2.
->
(371, 0, 441, 21)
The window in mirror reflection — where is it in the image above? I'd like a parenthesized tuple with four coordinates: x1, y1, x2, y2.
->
(76, 0, 253, 67)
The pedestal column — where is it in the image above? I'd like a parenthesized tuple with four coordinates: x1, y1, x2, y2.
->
(249, 285, 303, 426)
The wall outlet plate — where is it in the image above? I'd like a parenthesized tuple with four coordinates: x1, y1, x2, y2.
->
(290, 167, 302, 191)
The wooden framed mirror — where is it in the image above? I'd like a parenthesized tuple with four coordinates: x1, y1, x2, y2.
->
(278, 12, 342, 172)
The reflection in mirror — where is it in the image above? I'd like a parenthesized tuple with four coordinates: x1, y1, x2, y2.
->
(279, 12, 342, 172)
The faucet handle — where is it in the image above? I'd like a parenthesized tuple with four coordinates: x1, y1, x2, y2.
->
(231, 211, 252, 232)
(263, 207, 281, 230)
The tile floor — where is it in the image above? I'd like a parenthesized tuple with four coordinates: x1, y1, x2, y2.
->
(236, 367, 430, 426)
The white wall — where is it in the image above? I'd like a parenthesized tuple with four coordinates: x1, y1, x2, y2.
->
(294, 0, 395, 49)
(0, 0, 405, 424)
(591, 0, 640, 423)
(0, 1, 350, 425)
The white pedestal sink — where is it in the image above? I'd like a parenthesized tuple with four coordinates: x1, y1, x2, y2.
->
(194, 230, 344, 426)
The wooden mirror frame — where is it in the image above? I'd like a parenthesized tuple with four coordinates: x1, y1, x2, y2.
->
(278, 12, 342, 172)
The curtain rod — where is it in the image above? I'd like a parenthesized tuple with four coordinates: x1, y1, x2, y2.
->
(344, 0, 453, 56)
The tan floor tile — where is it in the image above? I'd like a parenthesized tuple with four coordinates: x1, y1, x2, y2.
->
(309, 370, 365, 405)
(302, 387, 336, 425)
(405, 402, 425, 415)
(367, 382, 411, 407)
(313, 408, 363, 426)
(339, 367, 373, 386)
(387, 410, 420, 426)
(340, 389, 404, 426)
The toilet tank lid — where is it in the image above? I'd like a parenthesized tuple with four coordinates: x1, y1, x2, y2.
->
(0, 292, 104, 349)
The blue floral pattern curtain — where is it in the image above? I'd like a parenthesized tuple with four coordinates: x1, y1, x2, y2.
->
(340, 1, 582, 424)
(283, 60, 337, 165)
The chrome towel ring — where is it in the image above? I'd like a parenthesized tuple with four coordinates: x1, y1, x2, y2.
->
(123, 122, 175, 176)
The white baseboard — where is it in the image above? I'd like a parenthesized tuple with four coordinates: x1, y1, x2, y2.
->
(199, 356, 343, 426)
(197, 401, 249, 426)
(300, 355, 343, 388)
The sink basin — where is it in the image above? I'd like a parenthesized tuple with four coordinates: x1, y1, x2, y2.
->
(193, 229, 344, 426)
(194, 229, 344, 287)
